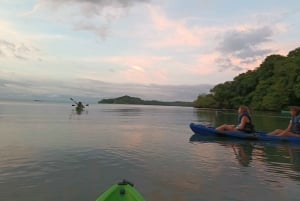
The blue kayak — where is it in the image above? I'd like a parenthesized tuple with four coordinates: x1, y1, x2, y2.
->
(190, 123, 300, 143)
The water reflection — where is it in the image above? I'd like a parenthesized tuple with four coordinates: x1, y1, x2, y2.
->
(231, 143, 254, 167)
(68, 109, 89, 120)
(101, 107, 142, 116)
(190, 134, 254, 166)
(259, 144, 300, 181)
(1, 102, 300, 201)
(190, 134, 300, 181)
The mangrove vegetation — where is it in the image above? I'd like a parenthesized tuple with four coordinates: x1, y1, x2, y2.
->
(194, 47, 300, 111)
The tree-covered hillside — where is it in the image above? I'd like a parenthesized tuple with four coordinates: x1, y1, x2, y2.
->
(194, 47, 300, 111)
(99, 95, 193, 107)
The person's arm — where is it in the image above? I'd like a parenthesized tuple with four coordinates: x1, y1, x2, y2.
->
(285, 121, 292, 132)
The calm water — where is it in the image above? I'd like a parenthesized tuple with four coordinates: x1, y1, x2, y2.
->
(0, 101, 299, 201)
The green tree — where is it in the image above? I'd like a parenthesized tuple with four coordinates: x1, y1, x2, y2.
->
(193, 47, 300, 111)
(194, 94, 216, 108)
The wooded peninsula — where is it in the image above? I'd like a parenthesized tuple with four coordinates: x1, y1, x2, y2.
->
(194, 47, 300, 111)
(98, 95, 193, 107)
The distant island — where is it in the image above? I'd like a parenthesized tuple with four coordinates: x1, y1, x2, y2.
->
(98, 95, 193, 107)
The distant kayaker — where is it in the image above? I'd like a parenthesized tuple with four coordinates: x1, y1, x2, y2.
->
(216, 105, 255, 133)
(76, 101, 85, 110)
(268, 106, 300, 136)
(75, 102, 85, 115)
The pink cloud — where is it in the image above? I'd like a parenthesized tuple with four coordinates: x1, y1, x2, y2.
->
(187, 53, 220, 75)
(145, 6, 204, 48)
(120, 66, 168, 84)
(98, 55, 170, 84)
(102, 55, 171, 68)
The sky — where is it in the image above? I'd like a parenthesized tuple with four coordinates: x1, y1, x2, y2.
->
(0, 0, 299, 102)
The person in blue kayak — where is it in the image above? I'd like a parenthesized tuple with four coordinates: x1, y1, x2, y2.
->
(216, 105, 255, 133)
(268, 106, 300, 136)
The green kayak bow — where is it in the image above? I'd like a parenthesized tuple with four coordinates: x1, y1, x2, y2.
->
(96, 180, 146, 201)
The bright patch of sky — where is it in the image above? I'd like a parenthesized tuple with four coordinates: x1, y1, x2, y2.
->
(0, 0, 299, 101)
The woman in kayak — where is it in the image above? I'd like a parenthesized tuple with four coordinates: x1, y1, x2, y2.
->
(268, 106, 300, 137)
(216, 105, 255, 133)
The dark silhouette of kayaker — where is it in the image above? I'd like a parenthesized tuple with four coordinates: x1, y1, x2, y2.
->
(216, 105, 255, 133)
(76, 101, 85, 110)
(74, 102, 85, 115)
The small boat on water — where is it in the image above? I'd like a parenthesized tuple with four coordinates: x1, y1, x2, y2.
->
(190, 123, 300, 143)
(95, 180, 146, 201)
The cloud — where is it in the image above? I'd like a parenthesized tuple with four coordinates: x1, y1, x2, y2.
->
(33, 0, 152, 38)
(0, 20, 42, 61)
(101, 55, 171, 68)
(0, 76, 212, 102)
(37, 0, 151, 9)
(131, 65, 145, 72)
(79, 55, 172, 84)
(218, 26, 273, 56)
(215, 58, 243, 72)
(0, 39, 40, 60)
(216, 26, 275, 71)
(145, 6, 204, 48)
